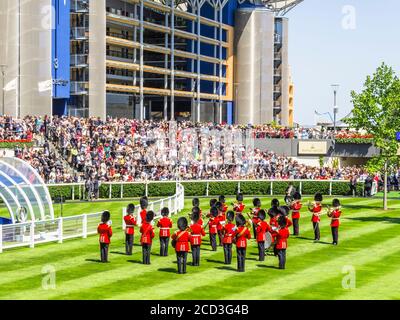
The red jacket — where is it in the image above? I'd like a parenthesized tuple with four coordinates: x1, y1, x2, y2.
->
(270, 216, 278, 228)
(273, 227, 290, 249)
(222, 222, 236, 244)
(285, 216, 293, 228)
(222, 204, 228, 213)
(330, 209, 341, 227)
(209, 217, 220, 235)
(157, 217, 173, 238)
(256, 221, 271, 242)
(234, 203, 245, 213)
(172, 230, 190, 252)
(140, 209, 147, 223)
(124, 215, 137, 235)
(217, 212, 226, 231)
(234, 226, 251, 248)
(98, 223, 113, 244)
(309, 203, 322, 223)
(291, 201, 302, 219)
(140, 222, 155, 245)
(251, 207, 261, 225)
(189, 223, 206, 246)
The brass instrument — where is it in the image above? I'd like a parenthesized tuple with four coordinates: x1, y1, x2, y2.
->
(326, 205, 333, 217)
(307, 201, 315, 211)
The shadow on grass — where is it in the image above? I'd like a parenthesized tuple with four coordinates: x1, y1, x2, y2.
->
(110, 251, 128, 256)
(206, 259, 226, 265)
(346, 216, 400, 224)
(344, 204, 395, 211)
(127, 259, 143, 264)
(215, 266, 236, 272)
(257, 264, 280, 269)
(296, 236, 317, 241)
(158, 268, 177, 274)
(85, 259, 104, 263)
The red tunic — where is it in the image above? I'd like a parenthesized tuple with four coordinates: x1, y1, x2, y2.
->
(189, 224, 206, 246)
(291, 201, 302, 219)
(330, 209, 341, 228)
(251, 207, 261, 225)
(140, 222, 155, 245)
(234, 226, 251, 248)
(217, 212, 226, 231)
(140, 209, 147, 222)
(310, 203, 322, 223)
(209, 217, 219, 235)
(256, 221, 271, 242)
(222, 204, 228, 213)
(273, 227, 290, 249)
(172, 230, 190, 252)
(222, 223, 236, 244)
(285, 217, 293, 228)
(124, 215, 137, 235)
(98, 223, 113, 244)
(157, 217, 173, 238)
(234, 203, 245, 213)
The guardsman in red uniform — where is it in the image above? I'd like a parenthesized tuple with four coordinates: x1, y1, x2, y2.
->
(216, 201, 226, 246)
(233, 193, 245, 215)
(219, 195, 229, 215)
(271, 215, 290, 269)
(140, 211, 155, 265)
(328, 199, 342, 245)
(222, 211, 236, 265)
(97, 211, 113, 263)
(192, 198, 203, 225)
(157, 207, 173, 256)
(189, 209, 206, 266)
(208, 207, 219, 251)
(255, 210, 271, 262)
(251, 198, 262, 238)
(139, 196, 148, 224)
(206, 199, 218, 218)
(172, 217, 190, 274)
(124, 203, 137, 255)
(290, 192, 302, 236)
(308, 193, 323, 241)
(268, 199, 280, 227)
(234, 214, 251, 272)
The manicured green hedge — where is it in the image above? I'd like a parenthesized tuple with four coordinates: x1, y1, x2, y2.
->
(181, 182, 207, 196)
(0, 142, 34, 149)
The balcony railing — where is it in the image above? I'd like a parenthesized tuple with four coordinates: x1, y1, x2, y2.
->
(71, 27, 88, 40)
(106, 31, 131, 40)
(106, 50, 134, 60)
(71, 0, 89, 13)
(70, 54, 88, 67)
(70, 82, 88, 95)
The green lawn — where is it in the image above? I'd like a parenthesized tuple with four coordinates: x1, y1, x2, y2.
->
(0, 196, 400, 300)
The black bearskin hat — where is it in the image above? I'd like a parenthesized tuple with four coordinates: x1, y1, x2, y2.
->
(278, 206, 290, 217)
(210, 198, 218, 208)
(219, 195, 226, 203)
(236, 214, 246, 227)
(191, 209, 200, 223)
(267, 207, 279, 218)
(192, 198, 200, 207)
(271, 199, 280, 207)
(293, 192, 302, 200)
(226, 210, 235, 222)
(126, 203, 135, 215)
(177, 217, 188, 231)
(140, 196, 148, 209)
(236, 193, 244, 202)
(101, 211, 110, 223)
(146, 210, 155, 223)
(332, 199, 341, 208)
(314, 193, 323, 202)
(278, 215, 287, 228)
(210, 206, 218, 217)
(161, 207, 169, 217)
(253, 198, 261, 207)
(258, 209, 266, 221)
(215, 201, 223, 211)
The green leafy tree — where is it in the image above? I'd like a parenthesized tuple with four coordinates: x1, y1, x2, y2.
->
(345, 63, 400, 209)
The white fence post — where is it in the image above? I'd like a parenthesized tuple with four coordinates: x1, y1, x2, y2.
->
(206, 182, 209, 197)
(0, 225, 3, 253)
(329, 181, 333, 196)
(145, 180, 149, 197)
(58, 218, 63, 244)
(72, 185, 75, 201)
(299, 181, 303, 194)
(83, 215, 88, 239)
(109, 184, 112, 199)
(120, 184, 124, 199)
(30, 222, 35, 248)
(238, 181, 241, 193)
(270, 181, 273, 196)
(168, 197, 172, 212)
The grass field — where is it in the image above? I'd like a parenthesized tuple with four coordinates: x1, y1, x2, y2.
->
(0, 196, 400, 300)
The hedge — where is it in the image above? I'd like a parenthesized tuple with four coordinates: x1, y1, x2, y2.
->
(0, 142, 34, 149)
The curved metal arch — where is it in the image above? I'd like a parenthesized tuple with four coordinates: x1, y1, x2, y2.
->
(0, 179, 22, 223)
(0, 159, 46, 221)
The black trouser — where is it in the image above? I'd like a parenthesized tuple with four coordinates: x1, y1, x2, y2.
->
(125, 234, 133, 255)
(331, 227, 339, 244)
(293, 218, 300, 236)
(210, 233, 217, 251)
(160, 237, 170, 256)
(258, 241, 265, 261)
(191, 245, 201, 266)
(142, 244, 152, 264)
(223, 243, 233, 264)
(218, 230, 223, 246)
(313, 222, 320, 240)
(277, 249, 286, 269)
(236, 247, 246, 272)
(350, 184, 356, 196)
(253, 224, 257, 239)
(176, 251, 188, 274)
(100, 243, 109, 262)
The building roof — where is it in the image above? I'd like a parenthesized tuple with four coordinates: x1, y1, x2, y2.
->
(262, 0, 304, 15)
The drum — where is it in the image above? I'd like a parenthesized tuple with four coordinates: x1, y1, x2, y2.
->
(264, 231, 273, 249)
(284, 195, 293, 206)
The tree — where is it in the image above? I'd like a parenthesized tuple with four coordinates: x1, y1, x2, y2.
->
(345, 63, 400, 210)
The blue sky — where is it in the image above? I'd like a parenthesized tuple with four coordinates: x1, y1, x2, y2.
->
(286, 0, 400, 125)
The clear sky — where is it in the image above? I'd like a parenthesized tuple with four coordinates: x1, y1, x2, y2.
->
(286, 0, 400, 125)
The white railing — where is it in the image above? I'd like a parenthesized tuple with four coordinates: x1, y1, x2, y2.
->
(0, 183, 185, 253)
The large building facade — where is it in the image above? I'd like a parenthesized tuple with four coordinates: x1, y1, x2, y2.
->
(0, 0, 302, 125)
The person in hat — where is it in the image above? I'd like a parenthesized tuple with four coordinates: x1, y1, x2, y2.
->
(208, 206, 220, 251)
(215, 201, 226, 246)
(278, 206, 293, 228)
(271, 215, 290, 269)
(251, 198, 262, 238)
(219, 195, 228, 216)
(192, 198, 203, 225)
(234, 214, 251, 272)
(157, 207, 173, 256)
(290, 192, 302, 236)
(140, 210, 155, 265)
(255, 209, 271, 262)
(189, 208, 206, 266)
(97, 211, 113, 263)
(139, 196, 148, 224)
(123, 203, 137, 255)
(328, 199, 342, 245)
(269, 199, 280, 227)
(233, 193, 245, 214)
(222, 211, 236, 265)
(172, 217, 190, 274)
(308, 193, 323, 241)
